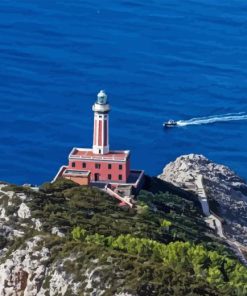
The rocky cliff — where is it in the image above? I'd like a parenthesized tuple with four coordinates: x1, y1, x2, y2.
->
(158, 154, 247, 246)
(0, 166, 246, 295)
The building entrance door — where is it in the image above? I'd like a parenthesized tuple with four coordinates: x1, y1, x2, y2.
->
(94, 173, 100, 181)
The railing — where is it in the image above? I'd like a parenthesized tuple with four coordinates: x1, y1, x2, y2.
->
(52, 165, 67, 183)
(69, 148, 130, 162)
(105, 184, 133, 208)
(131, 170, 145, 188)
(70, 154, 126, 161)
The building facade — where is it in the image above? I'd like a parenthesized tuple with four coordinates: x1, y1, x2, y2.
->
(67, 148, 130, 183)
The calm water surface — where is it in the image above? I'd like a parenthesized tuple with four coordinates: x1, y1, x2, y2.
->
(1, 0, 247, 184)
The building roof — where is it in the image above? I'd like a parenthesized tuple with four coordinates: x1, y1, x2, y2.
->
(63, 169, 90, 177)
(69, 148, 130, 162)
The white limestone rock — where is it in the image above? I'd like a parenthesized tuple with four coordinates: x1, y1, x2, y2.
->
(32, 218, 42, 231)
(47, 257, 82, 296)
(0, 207, 9, 221)
(84, 266, 105, 296)
(49, 267, 79, 295)
(0, 185, 116, 295)
(159, 154, 247, 245)
(0, 186, 15, 200)
(49, 270, 69, 295)
(0, 236, 50, 296)
(51, 227, 65, 238)
(18, 203, 31, 219)
(16, 192, 28, 201)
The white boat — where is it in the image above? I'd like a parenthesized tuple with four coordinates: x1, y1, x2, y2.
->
(163, 120, 177, 127)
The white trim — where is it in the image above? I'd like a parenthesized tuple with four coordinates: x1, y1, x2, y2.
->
(52, 165, 67, 183)
(105, 185, 133, 208)
(69, 148, 130, 154)
(69, 148, 130, 162)
(71, 158, 127, 163)
(93, 116, 96, 146)
(96, 115, 98, 147)
(64, 169, 90, 177)
(92, 103, 110, 113)
(132, 170, 145, 188)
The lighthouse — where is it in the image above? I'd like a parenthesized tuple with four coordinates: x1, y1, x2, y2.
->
(92, 90, 110, 155)
(53, 90, 144, 189)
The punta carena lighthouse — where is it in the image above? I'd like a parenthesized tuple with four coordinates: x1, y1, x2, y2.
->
(54, 90, 144, 195)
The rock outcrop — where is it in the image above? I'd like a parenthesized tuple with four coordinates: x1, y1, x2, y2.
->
(0, 236, 50, 296)
(0, 183, 85, 295)
(0, 171, 246, 295)
(158, 154, 247, 245)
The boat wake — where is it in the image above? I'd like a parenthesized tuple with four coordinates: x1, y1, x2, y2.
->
(177, 112, 247, 127)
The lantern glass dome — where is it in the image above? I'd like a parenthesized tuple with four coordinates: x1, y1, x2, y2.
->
(97, 90, 107, 105)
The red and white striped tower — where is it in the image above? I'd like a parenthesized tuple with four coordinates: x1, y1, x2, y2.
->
(92, 90, 110, 154)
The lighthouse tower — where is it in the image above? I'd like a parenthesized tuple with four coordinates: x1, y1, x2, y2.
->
(92, 90, 110, 155)
(54, 89, 144, 189)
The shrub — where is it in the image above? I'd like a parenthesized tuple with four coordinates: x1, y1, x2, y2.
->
(40, 178, 79, 193)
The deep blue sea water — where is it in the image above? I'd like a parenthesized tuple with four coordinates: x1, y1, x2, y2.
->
(1, 0, 247, 185)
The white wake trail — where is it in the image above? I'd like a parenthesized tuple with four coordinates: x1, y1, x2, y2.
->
(177, 112, 247, 127)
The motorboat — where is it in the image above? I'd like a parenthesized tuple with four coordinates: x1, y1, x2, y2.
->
(163, 120, 177, 127)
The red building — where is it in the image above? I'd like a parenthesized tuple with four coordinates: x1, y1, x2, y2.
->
(54, 90, 144, 191)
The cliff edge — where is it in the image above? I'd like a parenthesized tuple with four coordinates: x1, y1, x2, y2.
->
(0, 159, 246, 295)
(158, 154, 247, 246)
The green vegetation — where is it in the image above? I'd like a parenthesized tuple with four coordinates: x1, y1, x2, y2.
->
(160, 219, 172, 229)
(70, 229, 247, 294)
(5, 178, 247, 295)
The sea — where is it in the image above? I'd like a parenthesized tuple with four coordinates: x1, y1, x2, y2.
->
(1, 0, 247, 185)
